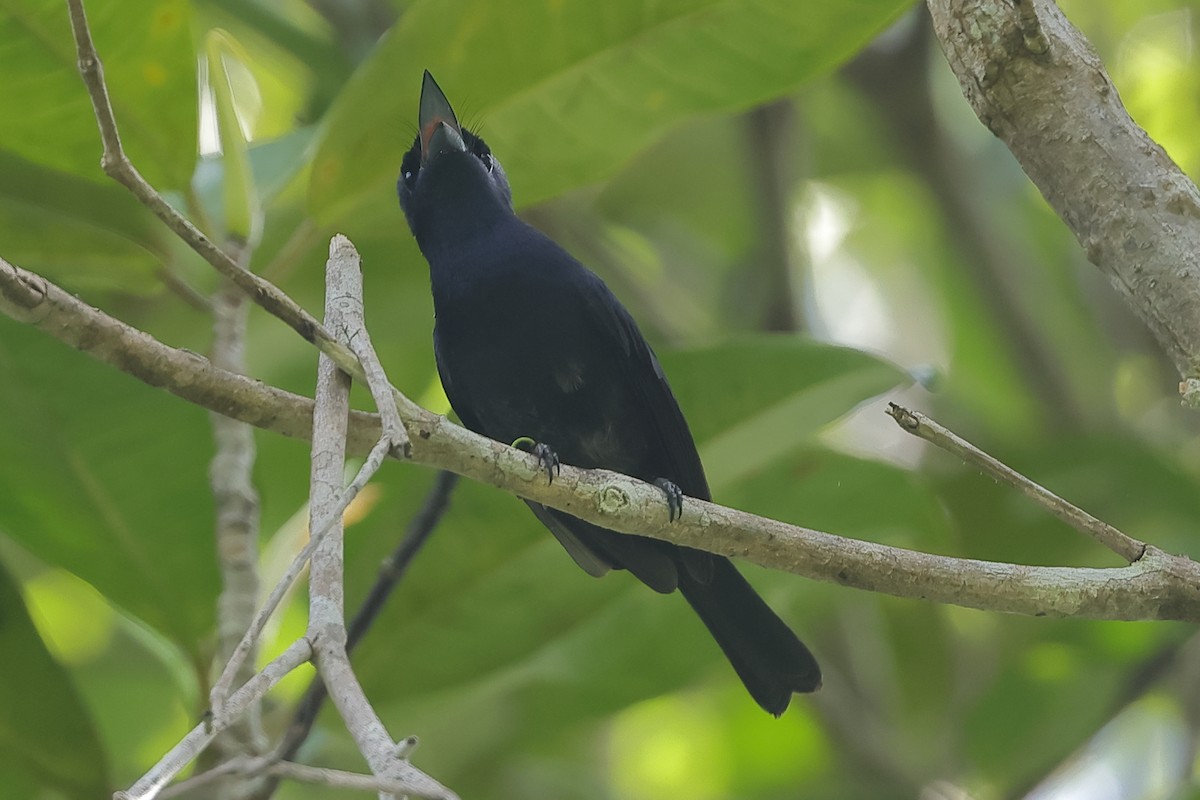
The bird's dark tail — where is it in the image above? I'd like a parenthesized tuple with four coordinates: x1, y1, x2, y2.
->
(677, 554, 821, 716)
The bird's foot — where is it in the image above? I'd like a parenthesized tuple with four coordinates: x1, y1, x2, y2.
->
(654, 478, 684, 522)
(512, 437, 560, 484)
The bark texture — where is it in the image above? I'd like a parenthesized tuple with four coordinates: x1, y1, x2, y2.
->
(928, 0, 1200, 377)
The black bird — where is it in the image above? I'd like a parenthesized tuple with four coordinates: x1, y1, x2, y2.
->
(397, 71, 821, 714)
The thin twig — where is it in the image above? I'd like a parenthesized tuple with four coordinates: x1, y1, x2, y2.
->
(68, 0, 448, 464)
(66, 0, 358, 375)
(156, 266, 213, 313)
(269, 759, 426, 794)
(267, 470, 459, 786)
(158, 756, 245, 799)
(116, 639, 313, 800)
(305, 238, 457, 800)
(164, 754, 430, 798)
(326, 234, 409, 456)
(209, 436, 393, 709)
(886, 403, 1146, 562)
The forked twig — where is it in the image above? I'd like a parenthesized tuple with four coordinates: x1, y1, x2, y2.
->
(65, 0, 358, 375)
(887, 403, 1146, 563)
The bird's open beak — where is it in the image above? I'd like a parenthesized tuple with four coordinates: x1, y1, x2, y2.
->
(419, 70, 466, 162)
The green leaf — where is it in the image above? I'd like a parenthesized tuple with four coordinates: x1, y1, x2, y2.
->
(205, 29, 263, 244)
(720, 449, 952, 548)
(662, 337, 905, 442)
(0, 559, 109, 798)
(0, 150, 167, 292)
(0, 318, 219, 653)
(0, 0, 197, 188)
(343, 472, 620, 701)
(308, 0, 916, 222)
(963, 619, 1133, 786)
(659, 337, 907, 489)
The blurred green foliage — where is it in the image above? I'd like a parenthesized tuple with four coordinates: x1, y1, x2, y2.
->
(1, 0, 1199, 798)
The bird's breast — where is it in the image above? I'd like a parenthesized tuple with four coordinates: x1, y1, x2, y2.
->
(433, 292, 644, 474)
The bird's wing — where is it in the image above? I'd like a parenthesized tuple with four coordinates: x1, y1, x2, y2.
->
(580, 272, 716, 585)
(580, 272, 712, 502)
(433, 327, 478, 429)
(525, 502, 612, 577)
(437, 322, 627, 582)
(527, 502, 685, 592)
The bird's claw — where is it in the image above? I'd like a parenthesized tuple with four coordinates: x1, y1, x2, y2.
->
(654, 478, 684, 522)
(513, 437, 560, 484)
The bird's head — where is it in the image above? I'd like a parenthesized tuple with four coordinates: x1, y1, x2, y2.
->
(397, 71, 513, 246)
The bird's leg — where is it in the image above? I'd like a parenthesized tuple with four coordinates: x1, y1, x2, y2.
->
(511, 437, 561, 484)
(653, 478, 684, 522)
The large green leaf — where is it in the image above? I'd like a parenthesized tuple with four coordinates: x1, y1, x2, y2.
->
(660, 337, 907, 488)
(342, 470, 620, 702)
(0, 318, 219, 652)
(0, 150, 168, 291)
(0, 0, 196, 188)
(308, 0, 915, 222)
(205, 29, 263, 244)
(0, 559, 109, 798)
(662, 337, 904, 443)
(719, 448, 952, 548)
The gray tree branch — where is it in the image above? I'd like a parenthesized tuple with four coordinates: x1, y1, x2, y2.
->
(307, 238, 454, 800)
(208, 256, 267, 770)
(116, 639, 313, 800)
(110, 241, 456, 800)
(66, 0, 361, 379)
(887, 403, 1146, 562)
(926, 0, 1200, 381)
(5, 252, 1200, 624)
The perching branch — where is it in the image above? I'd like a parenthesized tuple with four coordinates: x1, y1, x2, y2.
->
(926, 0, 1200, 381)
(5, 252, 1200, 623)
(65, 0, 1183, 631)
(57, 0, 1200, 622)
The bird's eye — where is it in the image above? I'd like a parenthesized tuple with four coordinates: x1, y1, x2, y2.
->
(480, 153, 493, 172)
(400, 144, 422, 190)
